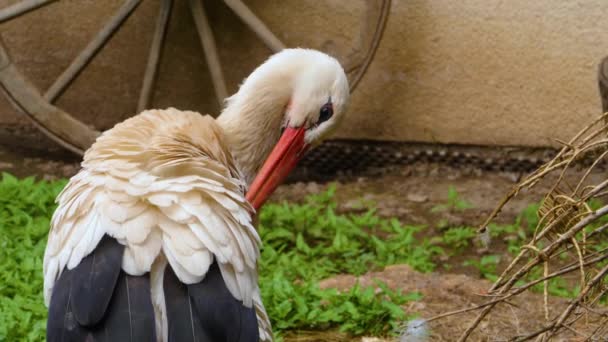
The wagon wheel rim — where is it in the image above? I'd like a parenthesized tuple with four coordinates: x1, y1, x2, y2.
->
(0, 0, 391, 155)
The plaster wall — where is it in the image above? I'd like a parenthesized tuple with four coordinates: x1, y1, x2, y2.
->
(0, 0, 606, 148)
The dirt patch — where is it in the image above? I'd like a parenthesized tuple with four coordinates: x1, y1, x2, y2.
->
(274, 162, 606, 226)
(0, 128, 80, 179)
(319, 265, 600, 341)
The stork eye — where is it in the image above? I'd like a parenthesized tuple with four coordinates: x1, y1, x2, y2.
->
(319, 103, 333, 123)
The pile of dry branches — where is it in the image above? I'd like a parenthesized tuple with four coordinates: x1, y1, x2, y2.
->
(431, 113, 608, 341)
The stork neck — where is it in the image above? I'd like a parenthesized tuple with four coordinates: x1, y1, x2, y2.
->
(216, 81, 291, 185)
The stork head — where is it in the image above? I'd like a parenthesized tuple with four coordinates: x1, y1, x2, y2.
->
(280, 49, 350, 146)
(220, 48, 349, 210)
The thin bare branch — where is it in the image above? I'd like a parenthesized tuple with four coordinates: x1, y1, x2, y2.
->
(447, 115, 608, 340)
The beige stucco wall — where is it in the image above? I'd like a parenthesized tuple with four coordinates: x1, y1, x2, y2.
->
(0, 0, 606, 149)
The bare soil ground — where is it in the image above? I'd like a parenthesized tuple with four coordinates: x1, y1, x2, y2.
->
(3, 143, 606, 341)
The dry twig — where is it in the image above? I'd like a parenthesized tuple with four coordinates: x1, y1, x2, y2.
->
(435, 113, 608, 340)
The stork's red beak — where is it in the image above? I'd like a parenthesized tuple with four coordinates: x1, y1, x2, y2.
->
(246, 126, 309, 211)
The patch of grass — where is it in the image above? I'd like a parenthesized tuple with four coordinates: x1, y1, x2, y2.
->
(463, 255, 501, 281)
(258, 186, 442, 337)
(431, 186, 473, 213)
(0, 176, 436, 340)
(440, 226, 477, 250)
(488, 202, 541, 255)
(432, 186, 475, 230)
(263, 276, 422, 337)
(0, 174, 66, 342)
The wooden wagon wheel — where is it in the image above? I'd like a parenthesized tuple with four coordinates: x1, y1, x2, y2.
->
(0, 0, 390, 155)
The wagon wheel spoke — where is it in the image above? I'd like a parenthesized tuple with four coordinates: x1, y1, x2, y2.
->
(223, 0, 285, 53)
(44, 0, 142, 103)
(0, 39, 99, 154)
(189, 0, 227, 105)
(342, 0, 388, 73)
(0, 0, 56, 23)
(343, 0, 391, 92)
(137, 0, 172, 112)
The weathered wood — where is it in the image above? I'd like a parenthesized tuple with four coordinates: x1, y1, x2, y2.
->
(44, 0, 142, 103)
(0, 0, 57, 23)
(343, 0, 391, 93)
(137, 0, 173, 112)
(223, 0, 285, 53)
(0, 0, 389, 154)
(190, 0, 228, 105)
(0, 40, 98, 155)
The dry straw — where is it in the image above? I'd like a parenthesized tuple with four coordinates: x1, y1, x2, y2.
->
(426, 113, 608, 341)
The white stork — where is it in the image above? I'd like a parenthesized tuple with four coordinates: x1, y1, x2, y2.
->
(43, 48, 349, 342)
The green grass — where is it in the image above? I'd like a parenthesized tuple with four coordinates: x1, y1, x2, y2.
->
(440, 226, 477, 250)
(0, 175, 438, 341)
(258, 188, 442, 337)
(429, 188, 584, 299)
(431, 186, 473, 213)
(462, 255, 501, 281)
(0, 174, 66, 341)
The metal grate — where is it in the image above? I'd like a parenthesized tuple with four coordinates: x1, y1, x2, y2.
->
(294, 140, 567, 180)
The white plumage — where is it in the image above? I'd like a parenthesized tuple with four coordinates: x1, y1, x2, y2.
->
(44, 109, 268, 340)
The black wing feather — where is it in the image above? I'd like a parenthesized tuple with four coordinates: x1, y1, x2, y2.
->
(47, 235, 156, 342)
(71, 235, 124, 326)
(46, 267, 89, 342)
(93, 272, 156, 341)
(164, 263, 211, 342)
(164, 261, 259, 342)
